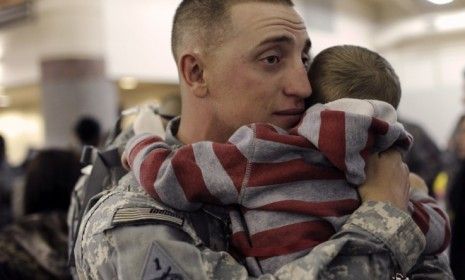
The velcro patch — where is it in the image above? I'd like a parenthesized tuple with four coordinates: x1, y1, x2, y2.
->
(112, 207, 184, 227)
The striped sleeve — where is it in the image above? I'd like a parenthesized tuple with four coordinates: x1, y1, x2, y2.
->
(408, 189, 451, 255)
(297, 101, 412, 186)
(122, 126, 261, 210)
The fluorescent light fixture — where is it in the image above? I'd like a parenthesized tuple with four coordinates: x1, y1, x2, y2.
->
(118, 77, 138, 90)
(434, 11, 465, 31)
(427, 0, 454, 5)
(0, 94, 10, 107)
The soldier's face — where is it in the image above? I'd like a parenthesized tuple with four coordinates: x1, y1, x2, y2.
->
(204, 2, 312, 137)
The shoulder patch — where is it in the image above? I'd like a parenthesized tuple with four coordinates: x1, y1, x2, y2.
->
(141, 242, 187, 280)
(112, 207, 184, 227)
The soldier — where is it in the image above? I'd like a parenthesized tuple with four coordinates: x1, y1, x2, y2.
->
(74, 0, 453, 279)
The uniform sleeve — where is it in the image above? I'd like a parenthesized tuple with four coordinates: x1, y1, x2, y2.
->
(77, 198, 453, 280)
(166, 201, 428, 280)
(407, 252, 454, 280)
(271, 201, 425, 279)
(107, 224, 210, 280)
(271, 202, 451, 280)
(77, 222, 209, 279)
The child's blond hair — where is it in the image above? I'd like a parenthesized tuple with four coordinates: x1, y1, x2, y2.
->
(309, 45, 401, 109)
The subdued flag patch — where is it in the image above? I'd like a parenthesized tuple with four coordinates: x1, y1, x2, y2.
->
(112, 207, 184, 227)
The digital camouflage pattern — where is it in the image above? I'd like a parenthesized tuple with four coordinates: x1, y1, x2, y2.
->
(74, 118, 454, 280)
(68, 124, 135, 279)
(0, 212, 71, 279)
(75, 173, 454, 279)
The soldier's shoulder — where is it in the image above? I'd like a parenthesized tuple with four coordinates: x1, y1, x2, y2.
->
(80, 173, 181, 237)
(74, 173, 192, 277)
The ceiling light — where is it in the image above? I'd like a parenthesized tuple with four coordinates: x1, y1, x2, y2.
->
(118, 77, 138, 90)
(434, 11, 465, 31)
(426, 0, 454, 5)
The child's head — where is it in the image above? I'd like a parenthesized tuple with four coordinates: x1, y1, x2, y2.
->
(308, 45, 401, 109)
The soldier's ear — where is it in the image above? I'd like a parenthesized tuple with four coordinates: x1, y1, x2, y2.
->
(179, 53, 208, 98)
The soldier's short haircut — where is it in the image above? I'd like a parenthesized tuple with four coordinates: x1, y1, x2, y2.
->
(308, 45, 402, 109)
(172, 0, 294, 60)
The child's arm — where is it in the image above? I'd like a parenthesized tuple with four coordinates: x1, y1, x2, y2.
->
(296, 99, 412, 185)
(408, 174, 450, 255)
(297, 100, 450, 254)
(122, 131, 249, 209)
(124, 122, 311, 210)
(122, 122, 318, 210)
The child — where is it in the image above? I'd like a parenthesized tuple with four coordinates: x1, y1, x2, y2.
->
(123, 45, 450, 275)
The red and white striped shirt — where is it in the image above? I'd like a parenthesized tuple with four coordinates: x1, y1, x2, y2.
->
(124, 99, 450, 274)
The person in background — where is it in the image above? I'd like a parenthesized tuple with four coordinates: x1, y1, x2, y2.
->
(0, 149, 80, 280)
(400, 118, 443, 196)
(73, 116, 102, 150)
(0, 134, 15, 229)
(445, 68, 465, 170)
(448, 114, 465, 280)
(10, 148, 38, 220)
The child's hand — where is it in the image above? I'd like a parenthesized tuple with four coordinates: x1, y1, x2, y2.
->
(121, 150, 130, 171)
(133, 105, 160, 135)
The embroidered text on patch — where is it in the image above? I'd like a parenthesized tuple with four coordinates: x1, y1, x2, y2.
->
(112, 207, 184, 227)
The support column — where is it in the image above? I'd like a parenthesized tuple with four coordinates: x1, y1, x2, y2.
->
(40, 58, 118, 148)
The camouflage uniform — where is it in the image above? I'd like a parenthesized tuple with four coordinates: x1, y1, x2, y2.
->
(68, 124, 135, 278)
(68, 123, 136, 241)
(74, 118, 453, 280)
(0, 212, 71, 279)
(0, 160, 15, 228)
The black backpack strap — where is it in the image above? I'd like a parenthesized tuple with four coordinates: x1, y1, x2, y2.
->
(69, 147, 127, 268)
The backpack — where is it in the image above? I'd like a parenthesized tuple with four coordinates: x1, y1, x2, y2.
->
(67, 115, 134, 276)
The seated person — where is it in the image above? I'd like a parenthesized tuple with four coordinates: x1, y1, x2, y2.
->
(123, 45, 450, 275)
(0, 149, 80, 279)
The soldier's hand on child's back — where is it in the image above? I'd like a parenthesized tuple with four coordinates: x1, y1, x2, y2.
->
(359, 149, 410, 212)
